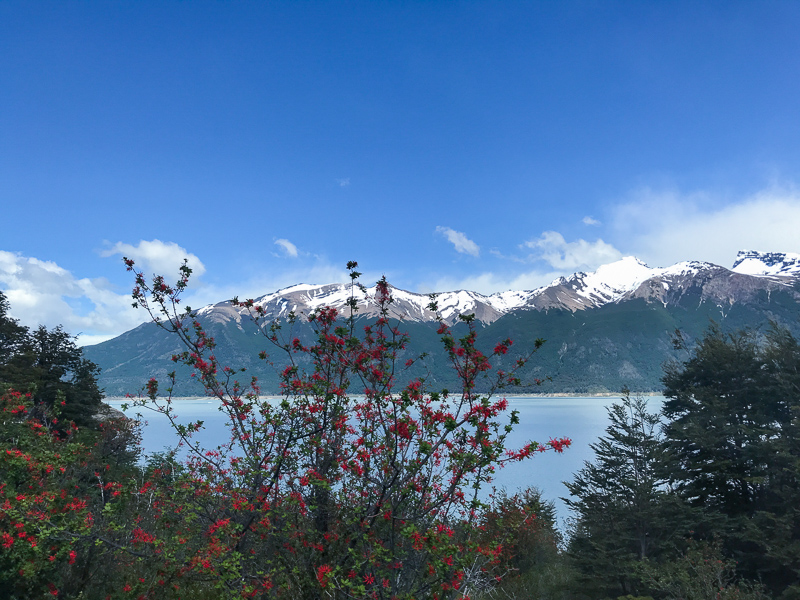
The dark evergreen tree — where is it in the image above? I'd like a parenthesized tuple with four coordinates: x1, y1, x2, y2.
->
(758, 326, 800, 598)
(662, 324, 800, 598)
(26, 325, 104, 426)
(564, 392, 685, 597)
(0, 291, 104, 428)
(0, 290, 31, 381)
(662, 325, 774, 516)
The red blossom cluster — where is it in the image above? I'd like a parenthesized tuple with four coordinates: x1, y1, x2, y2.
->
(0, 260, 569, 599)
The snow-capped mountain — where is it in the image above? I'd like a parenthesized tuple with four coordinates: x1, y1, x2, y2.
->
(517, 257, 704, 311)
(731, 250, 800, 277)
(85, 250, 800, 396)
(194, 250, 800, 326)
(196, 283, 511, 327)
(528, 252, 800, 312)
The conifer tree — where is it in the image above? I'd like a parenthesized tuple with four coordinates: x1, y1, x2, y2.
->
(0, 290, 30, 379)
(662, 324, 800, 597)
(564, 392, 684, 597)
(0, 290, 104, 427)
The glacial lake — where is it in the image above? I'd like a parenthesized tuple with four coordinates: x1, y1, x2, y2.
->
(105, 395, 665, 529)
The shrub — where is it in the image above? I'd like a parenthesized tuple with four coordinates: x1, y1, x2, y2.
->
(119, 259, 571, 599)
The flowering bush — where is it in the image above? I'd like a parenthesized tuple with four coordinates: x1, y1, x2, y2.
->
(120, 259, 570, 599)
(0, 260, 570, 599)
(0, 388, 145, 599)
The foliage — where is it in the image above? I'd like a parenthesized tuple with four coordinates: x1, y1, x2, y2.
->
(477, 487, 560, 578)
(564, 392, 686, 598)
(116, 258, 570, 599)
(662, 324, 800, 597)
(472, 487, 575, 600)
(0, 387, 143, 599)
(0, 291, 29, 366)
(0, 290, 104, 428)
(642, 539, 769, 600)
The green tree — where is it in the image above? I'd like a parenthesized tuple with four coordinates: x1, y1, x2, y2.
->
(643, 539, 769, 600)
(757, 326, 800, 599)
(0, 291, 31, 383)
(564, 392, 684, 597)
(476, 487, 574, 600)
(662, 325, 774, 518)
(26, 325, 104, 427)
(662, 324, 800, 597)
(0, 290, 104, 428)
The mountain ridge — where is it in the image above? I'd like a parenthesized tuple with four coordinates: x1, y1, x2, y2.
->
(84, 250, 800, 396)
(191, 250, 800, 326)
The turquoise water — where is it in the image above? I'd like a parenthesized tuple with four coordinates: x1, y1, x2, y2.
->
(105, 395, 664, 527)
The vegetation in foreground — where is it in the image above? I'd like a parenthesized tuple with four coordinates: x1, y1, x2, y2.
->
(1, 261, 799, 599)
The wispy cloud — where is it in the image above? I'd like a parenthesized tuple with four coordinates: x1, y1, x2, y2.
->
(523, 231, 622, 271)
(436, 226, 480, 257)
(582, 216, 601, 226)
(336, 177, 351, 187)
(101, 239, 206, 281)
(0, 247, 354, 345)
(0, 250, 145, 345)
(0, 240, 208, 345)
(430, 269, 562, 295)
(274, 238, 299, 258)
(608, 184, 800, 268)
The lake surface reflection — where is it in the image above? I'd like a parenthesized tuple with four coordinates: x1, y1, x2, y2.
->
(105, 395, 664, 528)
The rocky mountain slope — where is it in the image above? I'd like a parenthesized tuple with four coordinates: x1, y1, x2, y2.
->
(85, 251, 800, 396)
(195, 250, 800, 324)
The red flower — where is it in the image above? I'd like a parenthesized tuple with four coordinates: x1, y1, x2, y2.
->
(548, 437, 572, 453)
(316, 564, 332, 587)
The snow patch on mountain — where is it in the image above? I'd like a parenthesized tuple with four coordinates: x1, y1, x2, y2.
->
(486, 290, 542, 312)
(731, 250, 800, 277)
(573, 257, 655, 302)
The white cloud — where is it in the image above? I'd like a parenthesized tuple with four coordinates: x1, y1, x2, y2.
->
(435, 226, 480, 257)
(2, 240, 207, 345)
(523, 231, 623, 271)
(101, 239, 206, 280)
(274, 239, 299, 258)
(0, 251, 145, 345)
(336, 178, 351, 187)
(0, 248, 354, 346)
(430, 269, 562, 295)
(582, 216, 601, 226)
(609, 185, 800, 268)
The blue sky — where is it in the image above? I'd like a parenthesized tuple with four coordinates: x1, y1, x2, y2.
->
(2, 1, 800, 344)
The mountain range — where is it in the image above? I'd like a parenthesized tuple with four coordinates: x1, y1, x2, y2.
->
(85, 250, 800, 396)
